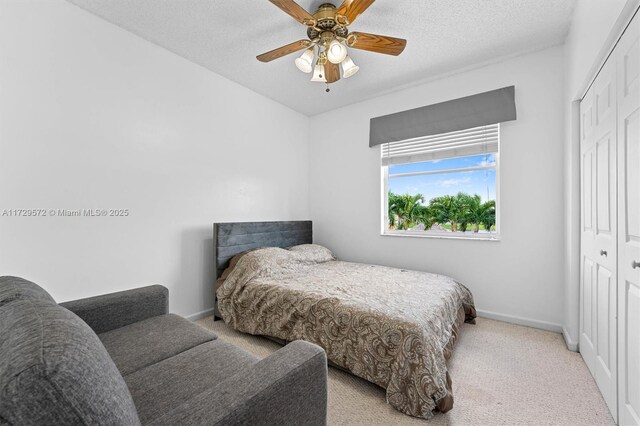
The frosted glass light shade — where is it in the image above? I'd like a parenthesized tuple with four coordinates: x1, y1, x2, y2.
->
(294, 48, 314, 73)
(341, 56, 359, 78)
(310, 63, 327, 82)
(327, 40, 347, 64)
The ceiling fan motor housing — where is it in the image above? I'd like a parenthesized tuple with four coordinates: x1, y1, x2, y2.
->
(307, 3, 348, 41)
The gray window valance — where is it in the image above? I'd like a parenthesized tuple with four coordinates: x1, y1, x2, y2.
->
(369, 86, 516, 147)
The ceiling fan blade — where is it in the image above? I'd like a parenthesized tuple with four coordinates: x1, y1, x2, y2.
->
(269, 0, 316, 26)
(324, 61, 340, 83)
(346, 32, 406, 56)
(256, 40, 312, 62)
(336, 0, 375, 25)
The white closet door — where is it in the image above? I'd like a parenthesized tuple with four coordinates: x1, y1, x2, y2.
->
(617, 11, 640, 426)
(580, 51, 618, 419)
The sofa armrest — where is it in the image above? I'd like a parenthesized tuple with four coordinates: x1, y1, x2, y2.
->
(60, 285, 168, 334)
(149, 340, 328, 426)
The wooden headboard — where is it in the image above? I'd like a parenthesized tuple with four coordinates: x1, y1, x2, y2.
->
(213, 220, 312, 318)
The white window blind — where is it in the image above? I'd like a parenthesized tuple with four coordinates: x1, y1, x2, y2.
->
(381, 124, 500, 166)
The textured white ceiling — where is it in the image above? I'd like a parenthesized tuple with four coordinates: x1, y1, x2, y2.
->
(65, 0, 576, 116)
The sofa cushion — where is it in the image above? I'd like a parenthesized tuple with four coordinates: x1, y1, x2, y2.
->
(0, 277, 140, 425)
(124, 340, 258, 424)
(99, 313, 217, 375)
(0, 276, 56, 305)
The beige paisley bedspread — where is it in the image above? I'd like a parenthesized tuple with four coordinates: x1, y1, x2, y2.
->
(217, 246, 476, 419)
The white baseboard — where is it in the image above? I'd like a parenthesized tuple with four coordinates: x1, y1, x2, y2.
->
(188, 307, 574, 347)
(476, 309, 563, 333)
(562, 326, 579, 352)
(185, 307, 215, 321)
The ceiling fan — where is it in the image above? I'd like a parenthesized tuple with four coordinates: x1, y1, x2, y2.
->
(257, 0, 407, 90)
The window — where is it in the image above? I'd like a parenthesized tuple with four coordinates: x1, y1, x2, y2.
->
(381, 124, 500, 239)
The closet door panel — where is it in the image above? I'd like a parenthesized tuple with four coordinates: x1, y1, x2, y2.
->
(624, 111, 640, 241)
(617, 10, 640, 426)
(596, 265, 614, 373)
(580, 91, 597, 373)
(583, 257, 595, 345)
(596, 137, 613, 236)
(580, 52, 618, 421)
(624, 282, 640, 424)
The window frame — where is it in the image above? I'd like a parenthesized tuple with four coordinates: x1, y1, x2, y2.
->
(380, 132, 501, 241)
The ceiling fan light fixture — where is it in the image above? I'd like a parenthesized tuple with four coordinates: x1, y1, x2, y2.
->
(327, 39, 348, 64)
(294, 47, 315, 73)
(341, 56, 359, 78)
(310, 63, 327, 82)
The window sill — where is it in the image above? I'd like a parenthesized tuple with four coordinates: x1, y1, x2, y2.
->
(381, 231, 500, 241)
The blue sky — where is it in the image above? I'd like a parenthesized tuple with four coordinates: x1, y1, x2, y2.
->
(388, 154, 496, 203)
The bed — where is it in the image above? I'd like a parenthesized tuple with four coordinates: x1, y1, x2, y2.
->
(213, 221, 476, 419)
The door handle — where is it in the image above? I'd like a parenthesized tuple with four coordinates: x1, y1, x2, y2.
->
(600, 250, 607, 257)
(633, 261, 640, 269)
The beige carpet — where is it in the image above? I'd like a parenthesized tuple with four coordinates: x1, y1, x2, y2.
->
(196, 316, 614, 425)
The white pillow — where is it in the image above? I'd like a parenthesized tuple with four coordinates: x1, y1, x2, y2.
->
(288, 244, 336, 263)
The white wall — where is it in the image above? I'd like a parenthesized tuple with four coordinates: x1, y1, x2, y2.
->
(0, 0, 310, 318)
(308, 46, 566, 330)
(562, 0, 639, 349)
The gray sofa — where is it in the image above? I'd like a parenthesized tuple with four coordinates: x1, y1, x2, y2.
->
(0, 276, 328, 425)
